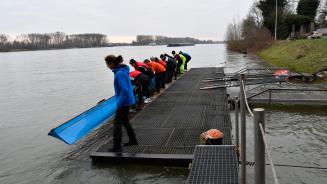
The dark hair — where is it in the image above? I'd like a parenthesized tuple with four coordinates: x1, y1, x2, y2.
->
(160, 54, 165, 58)
(154, 57, 159, 62)
(143, 59, 150, 63)
(172, 51, 176, 55)
(130, 59, 136, 64)
(179, 51, 182, 54)
(105, 55, 123, 66)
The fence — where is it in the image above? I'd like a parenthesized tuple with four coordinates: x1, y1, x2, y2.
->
(317, 28, 327, 36)
(236, 73, 279, 184)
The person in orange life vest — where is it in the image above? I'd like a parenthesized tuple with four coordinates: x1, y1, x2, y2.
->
(130, 59, 148, 70)
(104, 55, 137, 152)
(152, 57, 168, 84)
(130, 59, 155, 78)
(129, 70, 151, 105)
(152, 57, 167, 68)
(144, 59, 166, 93)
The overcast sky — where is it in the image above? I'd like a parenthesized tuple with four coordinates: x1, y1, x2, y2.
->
(1, 0, 254, 42)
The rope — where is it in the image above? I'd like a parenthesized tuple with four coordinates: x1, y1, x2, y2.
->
(259, 123, 280, 184)
(270, 163, 327, 170)
(240, 161, 327, 170)
(241, 80, 254, 117)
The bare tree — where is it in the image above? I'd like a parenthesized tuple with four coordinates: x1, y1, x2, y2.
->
(225, 18, 242, 41)
(0, 32, 109, 51)
(249, 1, 263, 28)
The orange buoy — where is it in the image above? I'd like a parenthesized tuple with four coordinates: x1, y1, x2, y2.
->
(200, 129, 224, 145)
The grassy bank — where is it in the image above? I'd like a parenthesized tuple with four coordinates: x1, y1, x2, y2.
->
(258, 38, 327, 74)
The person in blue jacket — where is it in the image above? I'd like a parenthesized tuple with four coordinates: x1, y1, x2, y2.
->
(179, 51, 192, 70)
(105, 55, 138, 152)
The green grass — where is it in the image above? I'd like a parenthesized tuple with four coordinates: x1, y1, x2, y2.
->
(258, 38, 327, 74)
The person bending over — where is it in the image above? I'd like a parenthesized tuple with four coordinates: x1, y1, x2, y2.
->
(144, 59, 166, 93)
(179, 51, 191, 71)
(160, 54, 176, 82)
(130, 70, 151, 104)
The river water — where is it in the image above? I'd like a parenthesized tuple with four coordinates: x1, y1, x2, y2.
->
(0, 44, 326, 184)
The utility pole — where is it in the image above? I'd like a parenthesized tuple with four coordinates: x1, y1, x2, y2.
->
(275, 0, 278, 40)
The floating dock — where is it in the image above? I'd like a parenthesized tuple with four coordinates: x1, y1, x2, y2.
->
(90, 67, 239, 183)
(247, 84, 327, 105)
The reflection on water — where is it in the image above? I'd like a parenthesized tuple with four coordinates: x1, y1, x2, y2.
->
(0, 44, 326, 184)
(234, 105, 327, 184)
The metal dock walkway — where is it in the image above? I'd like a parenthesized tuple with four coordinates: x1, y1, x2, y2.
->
(91, 67, 238, 183)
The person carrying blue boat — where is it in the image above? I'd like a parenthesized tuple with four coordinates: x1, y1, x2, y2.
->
(105, 55, 138, 152)
(179, 51, 191, 71)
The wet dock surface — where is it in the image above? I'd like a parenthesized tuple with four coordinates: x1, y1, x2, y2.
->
(187, 145, 239, 184)
(90, 68, 238, 182)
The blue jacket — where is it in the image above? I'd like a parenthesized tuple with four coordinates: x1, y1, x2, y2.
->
(112, 64, 136, 108)
(181, 52, 191, 61)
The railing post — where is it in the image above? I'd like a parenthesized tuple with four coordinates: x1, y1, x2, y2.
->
(269, 90, 272, 105)
(254, 108, 265, 184)
(240, 73, 246, 184)
(235, 96, 239, 148)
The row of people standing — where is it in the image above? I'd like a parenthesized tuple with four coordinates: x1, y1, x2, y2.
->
(104, 51, 191, 152)
(129, 51, 192, 107)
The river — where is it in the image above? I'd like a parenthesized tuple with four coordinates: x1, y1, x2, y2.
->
(0, 44, 326, 184)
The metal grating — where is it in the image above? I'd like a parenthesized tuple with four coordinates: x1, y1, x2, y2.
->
(164, 81, 199, 92)
(91, 67, 236, 174)
(98, 128, 173, 151)
(162, 105, 205, 128)
(97, 143, 145, 153)
(203, 114, 232, 129)
(131, 114, 169, 128)
(188, 93, 228, 106)
(187, 145, 239, 184)
(167, 128, 232, 146)
(142, 146, 195, 154)
(153, 92, 190, 105)
(166, 128, 207, 147)
(203, 106, 232, 129)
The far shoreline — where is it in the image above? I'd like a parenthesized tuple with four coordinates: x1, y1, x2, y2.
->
(0, 43, 224, 53)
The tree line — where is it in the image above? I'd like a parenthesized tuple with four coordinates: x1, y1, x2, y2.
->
(0, 32, 108, 52)
(226, 0, 324, 53)
(133, 35, 215, 45)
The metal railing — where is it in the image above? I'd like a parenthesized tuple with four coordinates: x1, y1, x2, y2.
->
(247, 88, 327, 105)
(236, 73, 280, 184)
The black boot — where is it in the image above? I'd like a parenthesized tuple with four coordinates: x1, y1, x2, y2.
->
(109, 137, 122, 152)
(108, 141, 122, 152)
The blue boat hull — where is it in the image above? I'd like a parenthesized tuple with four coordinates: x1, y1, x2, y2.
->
(48, 96, 117, 145)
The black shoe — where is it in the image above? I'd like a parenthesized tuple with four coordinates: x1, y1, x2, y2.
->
(123, 141, 138, 146)
(108, 147, 122, 152)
